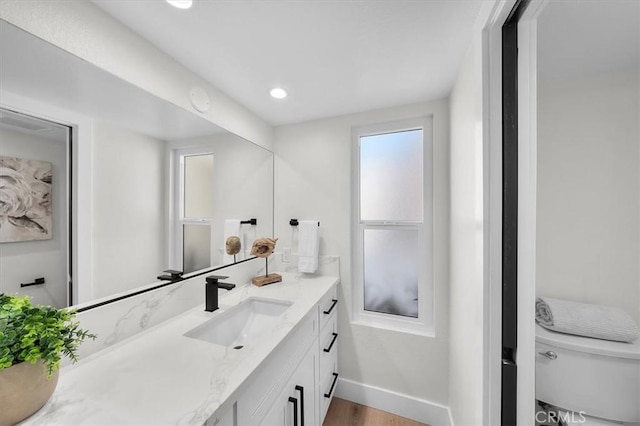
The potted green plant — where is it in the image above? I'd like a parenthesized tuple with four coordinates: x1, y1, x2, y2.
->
(0, 293, 96, 425)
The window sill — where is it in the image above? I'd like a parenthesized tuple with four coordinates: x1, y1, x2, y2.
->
(351, 314, 435, 338)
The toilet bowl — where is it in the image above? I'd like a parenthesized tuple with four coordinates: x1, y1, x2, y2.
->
(536, 324, 640, 425)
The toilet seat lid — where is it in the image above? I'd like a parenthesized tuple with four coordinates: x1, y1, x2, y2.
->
(536, 324, 640, 359)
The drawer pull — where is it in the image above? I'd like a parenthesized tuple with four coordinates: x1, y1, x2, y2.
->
(324, 372, 339, 398)
(288, 396, 298, 426)
(295, 385, 305, 426)
(323, 333, 338, 353)
(323, 299, 338, 315)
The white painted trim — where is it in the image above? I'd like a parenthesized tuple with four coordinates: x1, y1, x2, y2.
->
(478, 1, 517, 425)
(0, 90, 94, 304)
(516, 2, 547, 425)
(334, 377, 451, 426)
(350, 117, 435, 335)
(517, 18, 538, 424)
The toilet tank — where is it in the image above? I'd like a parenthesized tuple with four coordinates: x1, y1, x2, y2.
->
(535, 324, 640, 423)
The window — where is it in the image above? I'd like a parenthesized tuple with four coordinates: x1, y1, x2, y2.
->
(352, 117, 434, 334)
(172, 149, 214, 274)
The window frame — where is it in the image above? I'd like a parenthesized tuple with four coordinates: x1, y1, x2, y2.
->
(351, 117, 434, 335)
(171, 147, 215, 274)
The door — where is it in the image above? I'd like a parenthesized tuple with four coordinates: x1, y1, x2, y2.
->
(0, 108, 71, 307)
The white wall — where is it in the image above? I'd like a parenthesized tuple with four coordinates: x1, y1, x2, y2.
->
(0, 0, 273, 150)
(273, 100, 450, 408)
(92, 121, 167, 299)
(0, 127, 68, 307)
(448, 45, 485, 425)
(536, 69, 640, 324)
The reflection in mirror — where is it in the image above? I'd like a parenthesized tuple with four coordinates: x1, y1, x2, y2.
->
(535, 1, 639, 424)
(0, 109, 71, 308)
(0, 21, 274, 309)
(181, 152, 215, 274)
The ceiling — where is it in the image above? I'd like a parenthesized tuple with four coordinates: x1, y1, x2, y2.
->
(91, 0, 483, 126)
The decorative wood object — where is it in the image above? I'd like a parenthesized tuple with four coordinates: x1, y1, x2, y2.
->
(251, 273, 282, 287)
(225, 236, 241, 255)
(250, 237, 282, 286)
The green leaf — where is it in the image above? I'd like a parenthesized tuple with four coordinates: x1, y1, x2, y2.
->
(0, 293, 96, 375)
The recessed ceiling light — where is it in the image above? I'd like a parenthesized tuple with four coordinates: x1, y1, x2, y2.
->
(270, 88, 288, 99)
(166, 0, 193, 9)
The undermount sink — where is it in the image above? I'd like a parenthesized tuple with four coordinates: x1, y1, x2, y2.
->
(184, 297, 293, 348)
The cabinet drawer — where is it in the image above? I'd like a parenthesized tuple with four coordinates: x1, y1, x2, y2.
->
(319, 313, 338, 368)
(237, 311, 317, 425)
(319, 335, 338, 400)
(320, 362, 339, 422)
(318, 285, 338, 331)
(319, 351, 338, 400)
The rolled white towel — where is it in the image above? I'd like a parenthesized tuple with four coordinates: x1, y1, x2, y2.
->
(535, 297, 640, 343)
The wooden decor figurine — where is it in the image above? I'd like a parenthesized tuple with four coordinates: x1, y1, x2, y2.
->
(250, 237, 282, 286)
(226, 236, 241, 263)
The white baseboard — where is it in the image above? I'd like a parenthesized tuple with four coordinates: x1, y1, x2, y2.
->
(334, 377, 452, 426)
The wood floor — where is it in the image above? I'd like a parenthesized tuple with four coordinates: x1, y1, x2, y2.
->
(323, 398, 428, 426)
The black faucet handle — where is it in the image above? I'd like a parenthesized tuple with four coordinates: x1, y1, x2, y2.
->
(205, 275, 229, 284)
(218, 282, 236, 291)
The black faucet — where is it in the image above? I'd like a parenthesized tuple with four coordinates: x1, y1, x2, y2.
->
(157, 269, 183, 282)
(205, 275, 236, 312)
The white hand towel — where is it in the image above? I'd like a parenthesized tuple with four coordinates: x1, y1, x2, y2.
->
(223, 219, 241, 264)
(535, 297, 640, 343)
(298, 220, 320, 273)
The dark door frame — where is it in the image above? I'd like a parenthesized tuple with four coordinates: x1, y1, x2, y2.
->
(501, 1, 531, 424)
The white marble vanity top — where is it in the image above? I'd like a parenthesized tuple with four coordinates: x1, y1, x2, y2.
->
(23, 273, 339, 426)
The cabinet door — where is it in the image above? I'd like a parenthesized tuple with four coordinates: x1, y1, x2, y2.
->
(237, 312, 317, 425)
(261, 343, 317, 426)
(261, 396, 286, 426)
(286, 344, 317, 426)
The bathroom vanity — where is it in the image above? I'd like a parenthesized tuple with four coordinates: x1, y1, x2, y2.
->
(21, 273, 339, 426)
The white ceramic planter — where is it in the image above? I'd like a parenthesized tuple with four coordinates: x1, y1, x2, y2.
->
(0, 361, 58, 426)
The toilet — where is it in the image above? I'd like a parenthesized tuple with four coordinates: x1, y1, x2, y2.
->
(536, 324, 640, 425)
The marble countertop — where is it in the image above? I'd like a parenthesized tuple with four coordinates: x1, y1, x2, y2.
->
(24, 273, 339, 426)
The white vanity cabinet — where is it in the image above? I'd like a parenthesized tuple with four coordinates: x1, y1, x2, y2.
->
(21, 274, 341, 426)
(225, 283, 339, 426)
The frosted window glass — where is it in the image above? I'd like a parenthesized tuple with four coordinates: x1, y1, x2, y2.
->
(360, 129, 423, 221)
(364, 229, 419, 318)
(183, 224, 211, 273)
(184, 154, 214, 218)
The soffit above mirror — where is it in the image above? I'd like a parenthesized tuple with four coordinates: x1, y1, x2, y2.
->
(0, 20, 225, 141)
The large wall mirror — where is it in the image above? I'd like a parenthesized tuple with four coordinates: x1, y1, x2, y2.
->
(0, 20, 274, 309)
